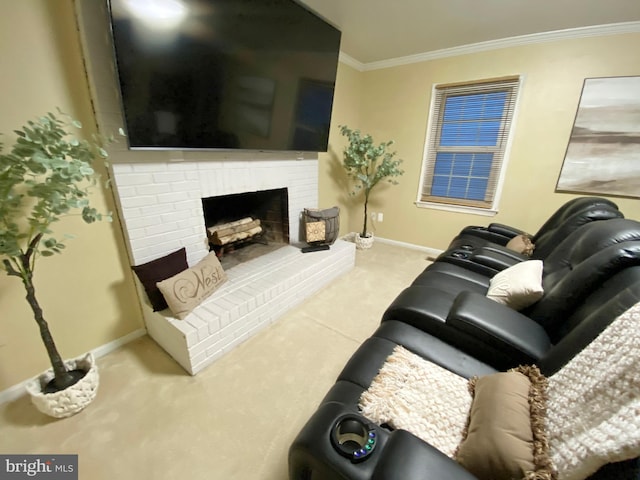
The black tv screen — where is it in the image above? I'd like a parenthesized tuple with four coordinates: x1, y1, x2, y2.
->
(107, 0, 341, 152)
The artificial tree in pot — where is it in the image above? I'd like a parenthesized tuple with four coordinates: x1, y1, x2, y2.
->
(0, 110, 117, 417)
(339, 125, 404, 249)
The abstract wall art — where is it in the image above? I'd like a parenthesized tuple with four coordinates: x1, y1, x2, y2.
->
(557, 76, 640, 198)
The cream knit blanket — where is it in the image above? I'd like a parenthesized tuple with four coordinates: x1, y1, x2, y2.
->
(546, 303, 640, 480)
(359, 346, 472, 458)
(359, 302, 640, 479)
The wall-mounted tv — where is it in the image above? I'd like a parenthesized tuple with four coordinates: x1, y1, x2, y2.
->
(107, 0, 341, 152)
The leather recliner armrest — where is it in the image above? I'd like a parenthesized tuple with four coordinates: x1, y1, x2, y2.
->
(446, 291, 551, 364)
(289, 402, 387, 480)
(458, 225, 514, 246)
(471, 246, 525, 270)
(372, 429, 478, 480)
(486, 223, 527, 239)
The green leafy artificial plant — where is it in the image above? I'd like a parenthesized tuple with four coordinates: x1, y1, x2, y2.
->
(339, 125, 404, 238)
(0, 110, 116, 392)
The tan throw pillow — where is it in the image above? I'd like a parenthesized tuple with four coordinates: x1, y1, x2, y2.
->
(457, 372, 534, 479)
(456, 367, 552, 480)
(486, 260, 544, 310)
(157, 252, 227, 320)
(506, 234, 535, 256)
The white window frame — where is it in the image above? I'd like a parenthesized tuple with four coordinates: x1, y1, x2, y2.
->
(416, 75, 524, 216)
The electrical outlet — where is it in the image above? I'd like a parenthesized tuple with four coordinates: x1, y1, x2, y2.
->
(377, 212, 384, 222)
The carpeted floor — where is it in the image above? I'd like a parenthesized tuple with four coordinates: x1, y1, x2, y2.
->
(0, 241, 430, 480)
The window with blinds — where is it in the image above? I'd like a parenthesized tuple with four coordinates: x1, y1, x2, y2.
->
(419, 76, 521, 210)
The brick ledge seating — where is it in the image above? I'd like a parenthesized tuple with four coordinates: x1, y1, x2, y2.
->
(144, 240, 356, 374)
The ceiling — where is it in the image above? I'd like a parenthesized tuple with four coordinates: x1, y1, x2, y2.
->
(298, 0, 640, 65)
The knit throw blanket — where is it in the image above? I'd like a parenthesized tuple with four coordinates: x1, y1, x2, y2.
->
(359, 302, 640, 479)
(545, 303, 640, 480)
(359, 346, 472, 457)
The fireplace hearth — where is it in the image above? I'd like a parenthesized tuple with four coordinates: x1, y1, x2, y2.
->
(108, 159, 356, 375)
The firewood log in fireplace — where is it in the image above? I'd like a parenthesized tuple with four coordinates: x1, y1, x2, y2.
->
(207, 217, 263, 246)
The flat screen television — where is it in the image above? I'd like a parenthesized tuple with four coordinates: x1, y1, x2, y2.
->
(107, 0, 341, 152)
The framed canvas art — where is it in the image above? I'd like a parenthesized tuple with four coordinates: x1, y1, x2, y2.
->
(556, 76, 640, 198)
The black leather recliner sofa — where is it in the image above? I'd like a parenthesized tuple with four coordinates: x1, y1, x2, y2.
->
(438, 198, 624, 277)
(383, 218, 640, 368)
(289, 278, 640, 479)
(447, 196, 622, 255)
(289, 197, 640, 480)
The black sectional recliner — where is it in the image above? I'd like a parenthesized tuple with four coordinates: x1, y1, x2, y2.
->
(289, 197, 640, 480)
(439, 196, 624, 276)
(384, 218, 640, 368)
(448, 196, 622, 255)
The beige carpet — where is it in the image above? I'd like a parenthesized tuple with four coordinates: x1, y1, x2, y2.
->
(0, 242, 430, 480)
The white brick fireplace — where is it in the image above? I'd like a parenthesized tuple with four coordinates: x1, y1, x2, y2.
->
(75, 0, 356, 375)
(110, 157, 355, 375)
(112, 157, 318, 266)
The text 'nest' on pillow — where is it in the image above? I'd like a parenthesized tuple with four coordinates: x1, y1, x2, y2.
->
(156, 252, 227, 320)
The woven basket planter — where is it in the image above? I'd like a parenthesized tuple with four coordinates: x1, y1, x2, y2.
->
(25, 352, 99, 418)
(355, 233, 374, 250)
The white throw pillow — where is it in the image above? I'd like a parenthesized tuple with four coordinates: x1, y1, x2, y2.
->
(486, 260, 544, 310)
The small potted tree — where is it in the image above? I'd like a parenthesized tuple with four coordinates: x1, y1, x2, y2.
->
(0, 110, 117, 418)
(339, 125, 404, 249)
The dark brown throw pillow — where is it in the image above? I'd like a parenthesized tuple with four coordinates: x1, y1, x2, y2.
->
(456, 366, 555, 480)
(132, 248, 188, 311)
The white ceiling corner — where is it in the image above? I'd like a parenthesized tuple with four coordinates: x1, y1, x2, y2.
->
(301, 0, 640, 69)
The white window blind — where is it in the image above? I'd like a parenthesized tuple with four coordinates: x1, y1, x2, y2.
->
(420, 76, 520, 209)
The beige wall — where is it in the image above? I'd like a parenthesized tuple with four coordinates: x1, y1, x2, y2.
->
(320, 33, 640, 249)
(0, 1, 143, 391)
(2, 3, 640, 392)
(319, 62, 365, 236)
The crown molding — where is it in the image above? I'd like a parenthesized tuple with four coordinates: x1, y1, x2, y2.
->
(345, 21, 640, 72)
(338, 52, 365, 71)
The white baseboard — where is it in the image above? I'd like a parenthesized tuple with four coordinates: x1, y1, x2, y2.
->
(343, 232, 443, 260)
(1, 237, 441, 405)
(90, 328, 147, 360)
(374, 236, 443, 259)
(0, 328, 147, 405)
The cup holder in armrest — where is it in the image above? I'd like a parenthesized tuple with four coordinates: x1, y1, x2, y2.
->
(330, 414, 377, 462)
(450, 251, 470, 259)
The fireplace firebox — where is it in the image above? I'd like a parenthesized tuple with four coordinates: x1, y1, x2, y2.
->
(202, 188, 289, 265)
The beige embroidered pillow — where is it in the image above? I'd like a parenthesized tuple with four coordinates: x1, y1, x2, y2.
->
(157, 252, 227, 320)
(306, 221, 326, 243)
(506, 234, 535, 256)
(486, 260, 544, 310)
